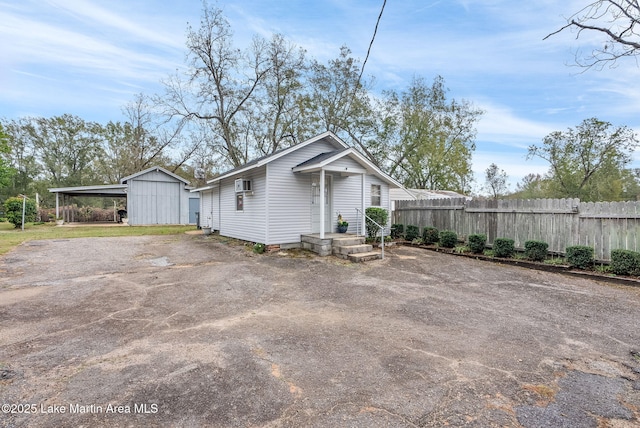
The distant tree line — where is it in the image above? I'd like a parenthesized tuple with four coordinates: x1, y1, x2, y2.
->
(484, 118, 640, 202)
(0, 3, 482, 207)
(2, 2, 639, 209)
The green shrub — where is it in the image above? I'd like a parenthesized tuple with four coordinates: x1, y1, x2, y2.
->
(566, 245, 594, 269)
(253, 243, 266, 254)
(467, 234, 487, 254)
(365, 207, 388, 239)
(391, 224, 404, 239)
(524, 240, 549, 262)
(422, 226, 439, 245)
(493, 238, 515, 258)
(610, 249, 640, 276)
(439, 230, 458, 248)
(405, 225, 420, 241)
(4, 196, 37, 228)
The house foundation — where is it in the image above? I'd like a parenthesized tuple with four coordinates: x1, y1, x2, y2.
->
(301, 233, 381, 261)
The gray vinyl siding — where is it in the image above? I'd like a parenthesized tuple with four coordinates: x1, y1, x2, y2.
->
(266, 140, 336, 245)
(331, 156, 367, 234)
(366, 176, 391, 234)
(332, 174, 361, 234)
(328, 156, 362, 171)
(212, 187, 220, 230)
(219, 168, 267, 243)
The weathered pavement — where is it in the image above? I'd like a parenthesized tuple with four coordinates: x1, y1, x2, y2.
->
(1, 234, 639, 427)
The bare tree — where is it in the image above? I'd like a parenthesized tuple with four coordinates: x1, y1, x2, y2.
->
(250, 34, 307, 156)
(545, 1, 640, 69)
(159, 3, 271, 167)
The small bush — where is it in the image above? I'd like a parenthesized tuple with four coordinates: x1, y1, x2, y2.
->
(391, 224, 404, 239)
(524, 240, 549, 262)
(493, 238, 515, 258)
(405, 225, 420, 241)
(566, 245, 594, 269)
(253, 243, 266, 254)
(439, 230, 458, 248)
(4, 196, 37, 228)
(610, 249, 640, 276)
(422, 226, 439, 245)
(365, 207, 388, 239)
(467, 234, 487, 254)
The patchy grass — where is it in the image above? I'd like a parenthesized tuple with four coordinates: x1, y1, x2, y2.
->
(544, 256, 568, 266)
(0, 221, 194, 256)
(522, 383, 557, 406)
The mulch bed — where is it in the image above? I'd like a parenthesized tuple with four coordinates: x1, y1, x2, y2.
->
(396, 241, 640, 288)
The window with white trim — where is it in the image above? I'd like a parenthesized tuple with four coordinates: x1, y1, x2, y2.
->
(371, 184, 381, 206)
(236, 193, 244, 211)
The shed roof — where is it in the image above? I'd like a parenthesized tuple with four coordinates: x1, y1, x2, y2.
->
(120, 166, 191, 185)
(48, 184, 127, 197)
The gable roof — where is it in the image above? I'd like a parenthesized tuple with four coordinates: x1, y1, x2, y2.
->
(294, 149, 350, 168)
(120, 166, 191, 185)
(292, 147, 403, 188)
(207, 131, 402, 188)
(207, 131, 347, 184)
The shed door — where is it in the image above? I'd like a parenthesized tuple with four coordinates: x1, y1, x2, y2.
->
(189, 198, 199, 224)
(311, 174, 332, 233)
(155, 181, 180, 224)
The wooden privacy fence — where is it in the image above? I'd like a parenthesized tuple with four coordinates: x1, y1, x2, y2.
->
(393, 198, 640, 261)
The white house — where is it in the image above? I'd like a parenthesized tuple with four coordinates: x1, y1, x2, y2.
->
(193, 132, 403, 251)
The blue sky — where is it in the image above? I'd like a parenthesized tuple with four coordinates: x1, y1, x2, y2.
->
(2, 0, 640, 192)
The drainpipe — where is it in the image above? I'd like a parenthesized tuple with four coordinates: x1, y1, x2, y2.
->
(320, 169, 325, 239)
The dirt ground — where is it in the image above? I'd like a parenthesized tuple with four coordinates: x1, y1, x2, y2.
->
(1, 234, 639, 428)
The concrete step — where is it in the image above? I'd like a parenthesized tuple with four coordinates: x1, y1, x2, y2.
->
(347, 251, 382, 263)
(331, 236, 365, 247)
(333, 244, 374, 256)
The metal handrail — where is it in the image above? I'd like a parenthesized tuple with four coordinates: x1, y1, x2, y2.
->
(355, 208, 384, 260)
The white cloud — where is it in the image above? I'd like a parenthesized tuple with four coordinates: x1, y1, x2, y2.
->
(475, 102, 564, 148)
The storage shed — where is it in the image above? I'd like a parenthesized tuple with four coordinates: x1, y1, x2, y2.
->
(49, 166, 198, 225)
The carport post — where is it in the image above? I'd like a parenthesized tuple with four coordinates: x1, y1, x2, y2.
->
(55, 192, 59, 219)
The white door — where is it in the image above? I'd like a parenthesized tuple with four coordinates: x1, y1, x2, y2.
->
(311, 174, 332, 233)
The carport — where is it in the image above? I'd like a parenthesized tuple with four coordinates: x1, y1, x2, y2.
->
(49, 184, 127, 223)
(48, 166, 199, 225)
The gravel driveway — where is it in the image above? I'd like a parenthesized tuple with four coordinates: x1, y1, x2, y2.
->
(1, 234, 639, 427)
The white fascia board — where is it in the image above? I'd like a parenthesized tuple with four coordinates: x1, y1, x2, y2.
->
(48, 184, 127, 193)
(120, 166, 191, 185)
(292, 146, 403, 188)
(190, 183, 219, 193)
(346, 150, 404, 189)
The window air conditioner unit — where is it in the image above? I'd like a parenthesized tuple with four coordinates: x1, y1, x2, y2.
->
(235, 179, 252, 193)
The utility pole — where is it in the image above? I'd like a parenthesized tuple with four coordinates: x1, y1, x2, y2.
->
(18, 194, 27, 232)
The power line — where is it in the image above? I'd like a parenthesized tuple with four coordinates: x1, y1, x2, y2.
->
(358, 0, 387, 86)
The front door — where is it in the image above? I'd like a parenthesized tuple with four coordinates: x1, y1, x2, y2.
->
(311, 174, 332, 233)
